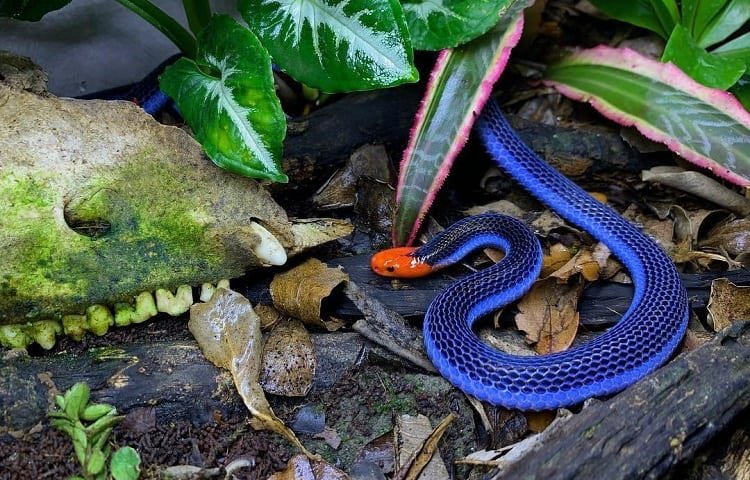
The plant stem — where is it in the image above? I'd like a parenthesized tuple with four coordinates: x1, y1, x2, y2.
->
(115, 0, 197, 58)
(182, 0, 212, 36)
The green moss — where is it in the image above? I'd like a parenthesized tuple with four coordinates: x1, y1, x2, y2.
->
(0, 154, 233, 323)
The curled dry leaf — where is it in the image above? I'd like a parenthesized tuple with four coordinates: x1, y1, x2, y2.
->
(541, 243, 574, 277)
(188, 289, 317, 459)
(707, 278, 750, 331)
(548, 246, 601, 282)
(270, 258, 348, 331)
(701, 217, 750, 258)
(260, 319, 316, 397)
(312, 143, 395, 210)
(642, 166, 750, 216)
(269, 454, 348, 480)
(515, 278, 581, 355)
(254, 303, 285, 331)
(394, 413, 455, 480)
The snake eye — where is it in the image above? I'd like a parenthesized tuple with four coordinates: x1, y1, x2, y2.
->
(386, 265, 396, 272)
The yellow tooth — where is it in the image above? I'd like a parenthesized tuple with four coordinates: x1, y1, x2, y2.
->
(28, 320, 62, 350)
(155, 285, 193, 316)
(114, 291, 158, 326)
(0, 324, 32, 349)
(200, 279, 231, 302)
(249, 221, 287, 266)
(62, 314, 87, 341)
(200, 282, 216, 302)
(86, 305, 114, 336)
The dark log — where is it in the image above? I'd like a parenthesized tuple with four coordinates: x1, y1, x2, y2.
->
(276, 88, 648, 193)
(236, 255, 750, 327)
(485, 320, 750, 480)
(0, 332, 373, 433)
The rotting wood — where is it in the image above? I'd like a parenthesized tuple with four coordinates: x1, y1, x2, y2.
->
(485, 321, 750, 480)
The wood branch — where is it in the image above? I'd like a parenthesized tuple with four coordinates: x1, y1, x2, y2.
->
(485, 320, 750, 480)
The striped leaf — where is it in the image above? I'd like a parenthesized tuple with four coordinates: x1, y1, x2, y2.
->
(544, 46, 750, 187)
(393, 0, 530, 246)
(239, 0, 417, 92)
(160, 15, 287, 182)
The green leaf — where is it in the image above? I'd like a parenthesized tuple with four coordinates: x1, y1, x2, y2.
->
(730, 74, 750, 110)
(401, 0, 514, 50)
(86, 448, 106, 476)
(697, 0, 750, 48)
(0, 0, 71, 20)
(111, 446, 141, 480)
(649, 0, 681, 39)
(544, 46, 750, 187)
(160, 15, 288, 182)
(587, 0, 675, 38)
(713, 31, 750, 64)
(81, 403, 116, 422)
(239, 0, 418, 92)
(681, 0, 729, 38)
(71, 426, 88, 466)
(662, 24, 745, 89)
(63, 383, 90, 421)
(393, 1, 530, 245)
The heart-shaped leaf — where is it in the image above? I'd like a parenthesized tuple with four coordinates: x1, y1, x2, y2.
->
(401, 0, 515, 50)
(160, 15, 287, 182)
(239, 0, 418, 92)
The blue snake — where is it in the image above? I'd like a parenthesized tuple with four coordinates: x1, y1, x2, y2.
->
(373, 100, 689, 410)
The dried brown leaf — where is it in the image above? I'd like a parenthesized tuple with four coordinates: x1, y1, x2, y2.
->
(260, 319, 316, 397)
(268, 454, 348, 480)
(515, 278, 581, 354)
(270, 258, 348, 330)
(701, 218, 750, 257)
(541, 243, 573, 277)
(707, 278, 750, 331)
(394, 413, 455, 480)
(548, 247, 601, 282)
(189, 289, 317, 459)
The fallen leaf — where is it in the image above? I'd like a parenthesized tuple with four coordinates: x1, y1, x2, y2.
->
(525, 411, 556, 433)
(394, 413, 455, 480)
(268, 454, 348, 480)
(260, 319, 316, 397)
(270, 258, 347, 331)
(642, 166, 750, 216)
(515, 278, 581, 354)
(311, 143, 395, 210)
(707, 278, 750, 331)
(548, 246, 601, 282)
(313, 426, 342, 450)
(254, 303, 285, 331)
(354, 431, 395, 474)
(701, 217, 750, 258)
(189, 289, 317, 459)
(541, 243, 574, 277)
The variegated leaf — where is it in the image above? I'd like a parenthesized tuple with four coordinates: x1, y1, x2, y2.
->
(544, 46, 750, 187)
(393, 0, 531, 246)
(239, 0, 418, 92)
(402, 0, 514, 50)
(160, 15, 288, 182)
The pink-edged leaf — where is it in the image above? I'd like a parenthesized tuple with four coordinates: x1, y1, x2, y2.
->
(544, 46, 750, 188)
(392, 0, 530, 246)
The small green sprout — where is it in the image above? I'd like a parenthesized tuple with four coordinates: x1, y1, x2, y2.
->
(49, 382, 141, 480)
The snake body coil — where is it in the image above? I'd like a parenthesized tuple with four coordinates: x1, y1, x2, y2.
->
(418, 101, 689, 410)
